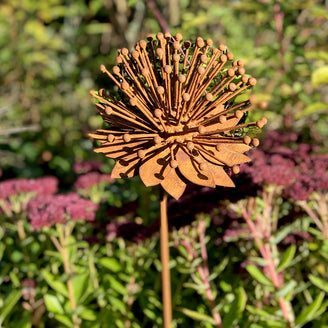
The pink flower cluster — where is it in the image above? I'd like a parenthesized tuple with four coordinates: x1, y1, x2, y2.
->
(0, 177, 58, 214)
(260, 130, 298, 150)
(28, 193, 98, 230)
(242, 150, 297, 187)
(242, 142, 328, 201)
(0, 176, 58, 199)
(73, 160, 103, 174)
(74, 172, 114, 190)
(284, 147, 328, 201)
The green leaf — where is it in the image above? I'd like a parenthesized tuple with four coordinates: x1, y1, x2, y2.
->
(305, 50, 328, 62)
(260, 320, 287, 328)
(44, 294, 64, 314)
(99, 258, 122, 272)
(246, 265, 273, 286)
(79, 308, 97, 321)
(248, 256, 269, 267)
(315, 300, 328, 319)
(108, 295, 126, 312)
(0, 242, 5, 261)
(272, 223, 296, 245)
(222, 287, 247, 327)
(191, 258, 204, 268)
(310, 6, 328, 19)
(176, 307, 216, 324)
(106, 275, 127, 295)
(309, 275, 328, 293)
(275, 280, 297, 298)
(182, 282, 206, 291)
(277, 245, 296, 272)
(10, 250, 24, 263)
(246, 305, 279, 321)
(177, 244, 190, 259)
(9, 271, 20, 287)
(72, 272, 90, 303)
(0, 289, 22, 325)
(296, 102, 328, 119)
(10, 312, 32, 328)
(311, 66, 328, 87)
(144, 308, 156, 320)
(41, 269, 68, 297)
(85, 23, 108, 34)
(54, 314, 74, 328)
(295, 292, 325, 326)
(128, 0, 141, 7)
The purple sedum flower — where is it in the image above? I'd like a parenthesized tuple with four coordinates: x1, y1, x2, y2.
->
(241, 141, 328, 201)
(74, 172, 114, 190)
(241, 150, 297, 188)
(73, 160, 103, 174)
(0, 176, 58, 199)
(0, 176, 58, 216)
(28, 193, 98, 230)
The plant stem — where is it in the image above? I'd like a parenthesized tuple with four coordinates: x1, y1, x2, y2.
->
(242, 198, 293, 324)
(146, 0, 171, 33)
(197, 219, 222, 327)
(160, 188, 172, 328)
(16, 219, 26, 240)
(58, 225, 80, 328)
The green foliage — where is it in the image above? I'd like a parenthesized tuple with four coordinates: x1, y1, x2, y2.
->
(246, 264, 273, 286)
(0, 289, 22, 326)
(1, 0, 328, 327)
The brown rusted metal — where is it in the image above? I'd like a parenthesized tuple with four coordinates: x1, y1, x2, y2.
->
(89, 34, 267, 199)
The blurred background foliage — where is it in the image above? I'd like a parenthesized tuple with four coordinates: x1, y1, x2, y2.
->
(0, 0, 327, 183)
(1, 1, 328, 327)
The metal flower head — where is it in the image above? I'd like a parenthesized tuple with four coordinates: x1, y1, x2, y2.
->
(89, 33, 267, 199)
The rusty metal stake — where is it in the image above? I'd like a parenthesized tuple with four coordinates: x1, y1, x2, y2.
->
(160, 188, 172, 328)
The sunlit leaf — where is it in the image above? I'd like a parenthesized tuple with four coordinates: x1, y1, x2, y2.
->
(54, 314, 74, 328)
(311, 66, 328, 87)
(44, 294, 64, 315)
(79, 308, 97, 321)
(275, 280, 297, 298)
(99, 258, 122, 272)
(176, 307, 216, 324)
(72, 272, 90, 303)
(296, 102, 328, 118)
(0, 289, 21, 325)
(106, 275, 127, 295)
(295, 292, 325, 326)
(41, 269, 68, 297)
(308, 275, 328, 293)
(222, 287, 247, 327)
(246, 265, 273, 286)
(277, 245, 296, 272)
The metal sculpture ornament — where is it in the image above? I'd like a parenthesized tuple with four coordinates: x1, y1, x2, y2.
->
(89, 33, 267, 199)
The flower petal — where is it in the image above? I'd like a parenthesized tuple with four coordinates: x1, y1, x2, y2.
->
(111, 157, 139, 178)
(200, 145, 251, 167)
(95, 140, 151, 159)
(176, 148, 215, 188)
(226, 143, 251, 153)
(139, 147, 172, 187)
(197, 145, 225, 165)
(161, 169, 187, 199)
(207, 162, 235, 187)
(203, 116, 240, 133)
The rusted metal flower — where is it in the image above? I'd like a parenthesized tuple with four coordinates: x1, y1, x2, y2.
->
(89, 33, 267, 199)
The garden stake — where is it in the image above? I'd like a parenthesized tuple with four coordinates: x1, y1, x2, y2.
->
(89, 33, 267, 325)
(160, 188, 172, 328)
